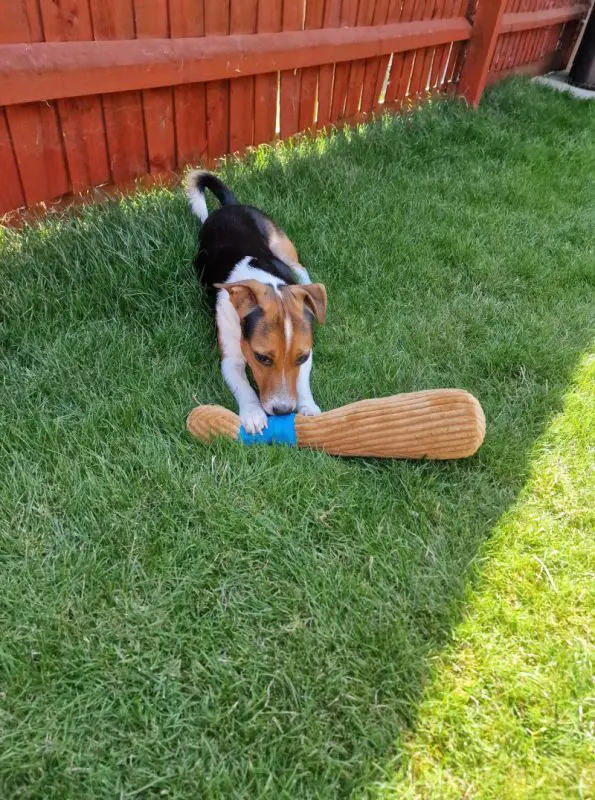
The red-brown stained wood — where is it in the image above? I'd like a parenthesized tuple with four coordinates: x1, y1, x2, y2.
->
(253, 0, 282, 144)
(330, 0, 360, 122)
(2, 0, 70, 205)
(0, 19, 475, 105)
(504, 0, 524, 72)
(229, 0, 257, 153)
(486, 49, 564, 83)
(89, 0, 135, 38)
(459, 0, 508, 106)
(359, 0, 392, 115)
(57, 96, 111, 191)
(401, 0, 430, 105)
(39, 0, 110, 193)
(500, 0, 519, 73)
(316, 0, 341, 128)
(170, 0, 207, 168)
(514, 0, 531, 70)
(384, 0, 415, 106)
(140, 87, 176, 173)
(442, 0, 468, 93)
(135, 0, 176, 174)
(0, 0, 36, 213)
(298, 0, 325, 132)
(2, 0, 43, 43)
(90, 0, 147, 182)
(445, 4, 467, 96)
(373, 0, 407, 109)
(430, 0, 456, 92)
(38, 0, 93, 40)
(409, 1, 438, 104)
(102, 90, 148, 183)
(204, 0, 230, 161)
(279, 0, 304, 139)
(344, 0, 377, 120)
(500, 4, 587, 34)
(254, 0, 283, 145)
(0, 108, 25, 214)
(6, 101, 70, 205)
(1, 0, 585, 217)
(431, 0, 455, 89)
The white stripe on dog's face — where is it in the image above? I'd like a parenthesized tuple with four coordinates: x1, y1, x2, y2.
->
(216, 259, 319, 416)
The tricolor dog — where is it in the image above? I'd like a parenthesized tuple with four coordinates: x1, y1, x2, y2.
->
(187, 170, 326, 435)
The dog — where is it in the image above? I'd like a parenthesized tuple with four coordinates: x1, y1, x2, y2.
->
(187, 170, 326, 435)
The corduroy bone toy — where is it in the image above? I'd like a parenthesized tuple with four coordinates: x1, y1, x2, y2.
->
(187, 389, 485, 460)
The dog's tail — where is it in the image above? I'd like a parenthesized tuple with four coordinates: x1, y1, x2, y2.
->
(185, 169, 238, 223)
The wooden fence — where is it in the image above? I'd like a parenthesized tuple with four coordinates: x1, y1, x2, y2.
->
(0, 0, 588, 217)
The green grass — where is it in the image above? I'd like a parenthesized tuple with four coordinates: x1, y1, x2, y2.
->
(376, 352, 594, 799)
(1, 80, 594, 798)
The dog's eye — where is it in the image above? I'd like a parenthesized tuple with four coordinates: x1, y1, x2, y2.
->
(295, 352, 310, 366)
(254, 352, 273, 366)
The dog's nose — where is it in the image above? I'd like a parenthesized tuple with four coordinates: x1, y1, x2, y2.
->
(272, 403, 294, 416)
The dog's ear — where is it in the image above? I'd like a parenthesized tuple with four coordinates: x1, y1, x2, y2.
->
(215, 280, 275, 319)
(287, 283, 327, 325)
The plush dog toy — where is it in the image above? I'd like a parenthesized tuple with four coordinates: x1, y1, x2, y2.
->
(187, 389, 485, 459)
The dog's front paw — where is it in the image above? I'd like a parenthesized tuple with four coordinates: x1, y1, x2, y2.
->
(297, 401, 321, 417)
(239, 404, 268, 435)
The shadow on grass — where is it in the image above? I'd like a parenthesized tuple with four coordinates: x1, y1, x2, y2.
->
(1, 80, 594, 797)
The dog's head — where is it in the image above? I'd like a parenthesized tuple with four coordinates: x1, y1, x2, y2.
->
(217, 279, 326, 415)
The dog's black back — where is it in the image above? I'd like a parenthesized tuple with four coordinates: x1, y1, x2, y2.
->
(195, 205, 297, 297)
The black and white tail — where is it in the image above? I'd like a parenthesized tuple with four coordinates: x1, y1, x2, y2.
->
(185, 169, 238, 223)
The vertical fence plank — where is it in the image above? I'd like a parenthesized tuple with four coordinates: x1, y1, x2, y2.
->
(459, 0, 507, 106)
(279, 0, 305, 138)
(330, 0, 360, 122)
(204, 0, 231, 160)
(384, 0, 415, 107)
(0, 108, 25, 214)
(90, 0, 148, 184)
(430, 0, 457, 93)
(2, 0, 70, 206)
(170, 0, 207, 169)
(229, 0, 258, 153)
(38, 0, 110, 194)
(344, 0, 377, 120)
(359, 0, 392, 115)
(0, 1, 42, 212)
(254, 0, 283, 145)
(57, 96, 111, 192)
(298, 0, 325, 132)
(443, 0, 469, 94)
(5, 102, 70, 206)
(316, 0, 342, 129)
(409, 0, 440, 104)
(507, 0, 526, 73)
(2, 0, 43, 42)
(399, 0, 429, 106)
(497, 0, 517, 75)
(135, 0, 176, 175)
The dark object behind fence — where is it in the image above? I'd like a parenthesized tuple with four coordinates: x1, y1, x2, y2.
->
(569, 4, 595, 88)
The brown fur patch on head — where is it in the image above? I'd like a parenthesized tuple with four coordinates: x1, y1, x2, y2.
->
(217, 279, 326, 411)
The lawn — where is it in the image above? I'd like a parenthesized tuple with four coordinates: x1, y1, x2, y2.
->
(1, 80, 594, 798)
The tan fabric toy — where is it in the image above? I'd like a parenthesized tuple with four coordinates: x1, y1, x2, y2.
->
(187, 389, 485, 460)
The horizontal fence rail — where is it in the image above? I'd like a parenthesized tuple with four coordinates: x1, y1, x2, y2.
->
(0, 0, 589, 217)
(0, 19, 473, 106)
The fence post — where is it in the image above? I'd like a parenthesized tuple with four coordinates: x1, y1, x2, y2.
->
(458, 0, 507, 107)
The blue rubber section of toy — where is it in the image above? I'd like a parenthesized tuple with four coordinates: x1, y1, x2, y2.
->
(238, 413, 297, 446)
